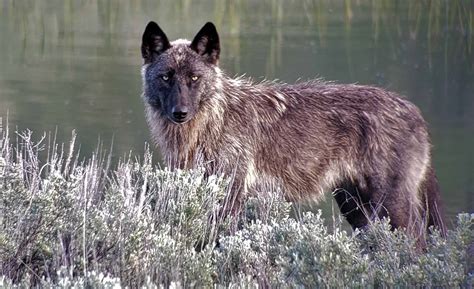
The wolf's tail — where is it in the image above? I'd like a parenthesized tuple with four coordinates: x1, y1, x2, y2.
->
(420, 166, 447, 236)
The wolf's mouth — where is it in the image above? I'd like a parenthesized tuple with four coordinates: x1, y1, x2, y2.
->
(168, 116, 191, 125)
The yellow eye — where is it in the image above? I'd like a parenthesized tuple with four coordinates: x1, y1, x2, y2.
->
(161, 75, 169, 81)
(191, 75, 199, 82)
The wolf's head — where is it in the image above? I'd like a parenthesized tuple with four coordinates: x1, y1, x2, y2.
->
(141, 22, 221, 124)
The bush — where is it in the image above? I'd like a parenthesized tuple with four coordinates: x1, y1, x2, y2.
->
(0, 128, 472, 288)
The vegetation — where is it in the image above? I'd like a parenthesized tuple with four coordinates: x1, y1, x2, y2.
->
(0, 127, 472, 288)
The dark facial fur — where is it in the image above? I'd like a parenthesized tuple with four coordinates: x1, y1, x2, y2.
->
(140, 22, 446, 241)
(142, 22, 220, 124)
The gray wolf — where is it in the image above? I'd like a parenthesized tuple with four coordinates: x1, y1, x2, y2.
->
(140, 21, 446, 237)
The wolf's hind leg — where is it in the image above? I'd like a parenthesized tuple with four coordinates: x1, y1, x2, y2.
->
(332, 180, 388, 230)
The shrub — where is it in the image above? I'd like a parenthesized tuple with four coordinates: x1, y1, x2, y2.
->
(0, 127, 472, 288)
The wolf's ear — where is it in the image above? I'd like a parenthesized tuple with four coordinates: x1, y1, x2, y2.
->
(141, 21, 170, 63)
(190, 22, 220, 65)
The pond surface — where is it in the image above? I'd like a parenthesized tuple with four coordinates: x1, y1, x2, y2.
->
(1, 0, 473, 223)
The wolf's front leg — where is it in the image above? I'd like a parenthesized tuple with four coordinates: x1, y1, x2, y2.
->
(217, 177, 245, 220)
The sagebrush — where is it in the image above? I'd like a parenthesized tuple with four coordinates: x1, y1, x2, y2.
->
(0, 127, 472, 288)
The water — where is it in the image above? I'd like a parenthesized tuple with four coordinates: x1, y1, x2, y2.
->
(1, 0, 473, 222)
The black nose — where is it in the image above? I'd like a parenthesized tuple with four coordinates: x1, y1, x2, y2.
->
(172, 106, 188, 122)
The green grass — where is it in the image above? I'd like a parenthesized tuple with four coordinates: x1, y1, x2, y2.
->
(0, 127, 472, 288)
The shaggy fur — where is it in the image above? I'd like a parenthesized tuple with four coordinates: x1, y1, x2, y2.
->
(140, 21, 446, 237)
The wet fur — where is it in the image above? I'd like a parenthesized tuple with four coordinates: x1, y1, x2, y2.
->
(141, 22, 446, 237)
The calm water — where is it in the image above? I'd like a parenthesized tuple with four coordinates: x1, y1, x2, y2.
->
(1, 0, 473, 223)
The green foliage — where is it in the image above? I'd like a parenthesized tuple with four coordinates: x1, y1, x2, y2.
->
(0, 129, 472, 288)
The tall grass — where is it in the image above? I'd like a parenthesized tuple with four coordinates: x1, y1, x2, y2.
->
(0, 125, 472, 288)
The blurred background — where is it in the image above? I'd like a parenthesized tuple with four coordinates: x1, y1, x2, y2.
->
(0, 0, 473, 224)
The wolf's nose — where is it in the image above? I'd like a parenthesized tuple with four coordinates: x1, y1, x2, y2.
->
(172, 106, 188, 122)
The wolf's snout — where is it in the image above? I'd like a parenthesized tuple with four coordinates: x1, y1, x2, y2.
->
(172, 106, 189, 123)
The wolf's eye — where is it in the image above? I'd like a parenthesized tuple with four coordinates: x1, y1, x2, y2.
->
(161, 75, 169, 81)
(191, 75, 199, 82)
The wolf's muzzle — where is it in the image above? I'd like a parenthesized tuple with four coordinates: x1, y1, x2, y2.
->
(171, 106, 189, 123)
